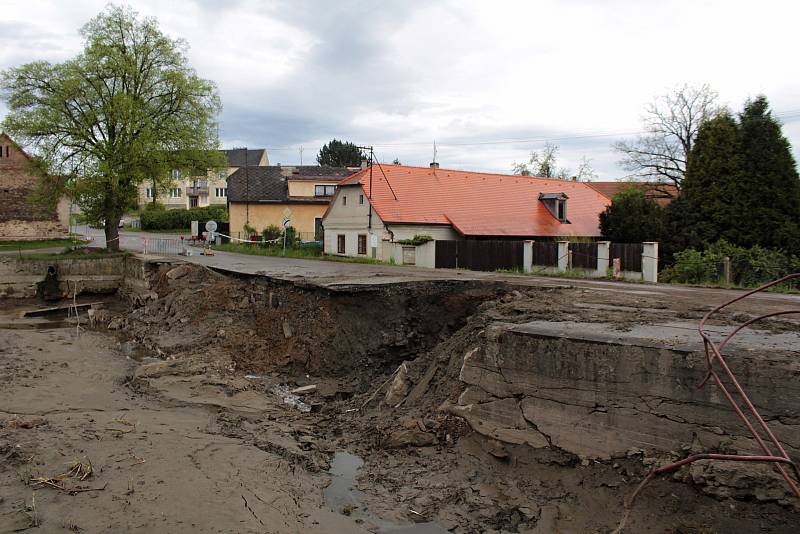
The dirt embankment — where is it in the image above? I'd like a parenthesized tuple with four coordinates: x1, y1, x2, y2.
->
(4, 262, 796, 533)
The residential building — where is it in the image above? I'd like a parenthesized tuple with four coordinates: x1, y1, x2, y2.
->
(587, 181, 678, 206)
(228, 165, 356, 241)
(321, 163, 611, 260)
(0, 133, 69, 240)
(137, 148, 269, 209)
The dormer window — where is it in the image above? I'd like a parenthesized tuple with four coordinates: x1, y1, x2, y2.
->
(539, 192, 569, 223)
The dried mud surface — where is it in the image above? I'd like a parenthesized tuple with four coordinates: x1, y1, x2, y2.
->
(1, 265, 799, 533)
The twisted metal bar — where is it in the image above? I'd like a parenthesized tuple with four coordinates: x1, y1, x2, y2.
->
(615, 274, 800, 533)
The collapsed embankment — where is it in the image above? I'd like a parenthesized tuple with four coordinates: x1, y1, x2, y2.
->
(102, 261, 800, 528)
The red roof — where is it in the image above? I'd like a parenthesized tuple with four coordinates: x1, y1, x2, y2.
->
(336, 164, 611, 237)
(588, 181, 678, 206)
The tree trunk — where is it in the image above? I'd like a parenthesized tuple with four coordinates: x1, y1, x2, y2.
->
(105, 218, 120, 251)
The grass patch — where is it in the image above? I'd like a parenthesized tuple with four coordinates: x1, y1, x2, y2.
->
(0, 238, 88, 251)
(213, 242, 388, 265)
(15, 248, 129, 261)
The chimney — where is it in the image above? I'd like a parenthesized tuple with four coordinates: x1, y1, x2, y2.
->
(430, 162, 440, 169)
(360, 160, 368, 170)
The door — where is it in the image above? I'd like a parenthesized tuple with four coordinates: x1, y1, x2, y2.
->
(190, 196, 199, 208)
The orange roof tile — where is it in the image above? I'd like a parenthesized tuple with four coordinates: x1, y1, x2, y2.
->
(337, 164, 611, 237)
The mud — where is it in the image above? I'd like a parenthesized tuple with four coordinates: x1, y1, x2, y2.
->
(1, 264, 799, 533)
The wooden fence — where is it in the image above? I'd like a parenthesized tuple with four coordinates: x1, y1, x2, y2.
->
(610, 243, 644, 272)
(532, 241, 558, 267)
(569, 242, 598, 270)
(435, 240, 524, 271)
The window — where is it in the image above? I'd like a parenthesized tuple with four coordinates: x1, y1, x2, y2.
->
(358, 234, 367, 255)
(337, 234, 345, 254)
(171, 169, 182, 179)
(146, 188, 154, 199)
(169, 188, 181, 198)
(359, 194, 364, 205)
(343, 196, 347, 206)
(215, 188, 227, 197)
(190, 197, 199, 208)
(314, 184, 336, 197)
(557, 199, 566, 221)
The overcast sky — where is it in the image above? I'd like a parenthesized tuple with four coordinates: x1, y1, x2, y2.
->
(1, 0, 798, 179)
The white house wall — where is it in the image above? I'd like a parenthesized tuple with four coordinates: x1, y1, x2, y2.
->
(323, 185, 389, 259)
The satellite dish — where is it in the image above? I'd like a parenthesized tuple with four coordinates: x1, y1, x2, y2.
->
(205, 220, 218, 232)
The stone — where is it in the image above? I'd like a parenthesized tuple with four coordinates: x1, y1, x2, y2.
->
(384, 428, 438, 448)
(291, 385, 317, 395)
(282, 321, 293, 339)
(165, 264, 191, 280)
(384, 362, 411, 406)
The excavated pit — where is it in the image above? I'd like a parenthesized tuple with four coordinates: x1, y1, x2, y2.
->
(8, 260, 796, 532)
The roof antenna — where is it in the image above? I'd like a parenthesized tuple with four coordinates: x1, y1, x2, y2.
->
(299, 146, 304, 166)
(432, 140, 438, 176)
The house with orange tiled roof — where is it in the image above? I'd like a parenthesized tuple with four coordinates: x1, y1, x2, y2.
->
(587, 181, 678, 206)
(321, 163, 611, 261)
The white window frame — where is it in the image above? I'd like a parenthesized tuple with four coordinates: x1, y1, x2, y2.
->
(169, 188, 182, 198)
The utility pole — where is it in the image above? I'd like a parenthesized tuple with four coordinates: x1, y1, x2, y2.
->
(245, 147, 249, 225)
(299, 146, 304, 166)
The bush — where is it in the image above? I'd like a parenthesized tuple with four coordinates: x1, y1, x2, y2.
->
(397, 234, 433, 246)
(140, 205, 228, 230)
(261, 224, 281, 242)
(661, 240, 800, 287)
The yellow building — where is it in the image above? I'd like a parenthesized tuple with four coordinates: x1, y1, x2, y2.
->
(227, 165, 356, 241)
(137, 148, 268, 209)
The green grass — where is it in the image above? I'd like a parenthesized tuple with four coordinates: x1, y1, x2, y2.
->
(0, 238, 89, 251)
(213, 242, 389, 265)
(15, 249, 129, 261)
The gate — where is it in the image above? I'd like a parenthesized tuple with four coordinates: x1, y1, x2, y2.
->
(434, 240, 524, 271)
(569, 242, 598, 270)
(610, 243, 644, 272)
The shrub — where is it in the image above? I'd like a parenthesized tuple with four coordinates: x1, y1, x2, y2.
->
(140, 205, 228, 230)
(261, 224, 281, 242)
(661, 240, 800, 287)
(397, 234, 433, 246)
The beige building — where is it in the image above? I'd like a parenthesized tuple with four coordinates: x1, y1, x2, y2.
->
(137, 148, 268, 209)
(228, 165, 356, 241)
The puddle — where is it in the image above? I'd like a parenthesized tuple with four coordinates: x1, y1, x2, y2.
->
(325, 451, 448, 534)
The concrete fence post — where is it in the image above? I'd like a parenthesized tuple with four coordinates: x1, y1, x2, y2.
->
(557, 241, 570, 272)
(642, 242, 659, 283)
(523, 240, 534, 273)
(723, 256, 732, 285)
(596, 241, 611, 277)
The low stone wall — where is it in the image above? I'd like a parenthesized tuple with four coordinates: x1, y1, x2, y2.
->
(0, 255, 126, 298)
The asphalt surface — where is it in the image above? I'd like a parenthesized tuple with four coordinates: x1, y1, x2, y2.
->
(76, 227, 800, 308)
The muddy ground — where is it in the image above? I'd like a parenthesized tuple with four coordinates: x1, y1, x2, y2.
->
(1, 264, 799, 533)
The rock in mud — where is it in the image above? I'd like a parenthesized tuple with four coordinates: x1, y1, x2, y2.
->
(384, 362, 412, 406)
(384, 428, 438, 448)
(165, 264, 192, 280)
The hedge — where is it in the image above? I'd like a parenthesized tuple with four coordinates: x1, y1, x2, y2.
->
(140, 204, 229, 230)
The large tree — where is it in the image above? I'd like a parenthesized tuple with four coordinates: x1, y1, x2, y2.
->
(512, 142, 597, 180)
(599, 187, 665, 243)
(614, 84, 720, 190)
(317, 139, 364, 167)
(676, 96, 800, 254)
(0, 6, 222, 249)
(736, 96, 800, 250)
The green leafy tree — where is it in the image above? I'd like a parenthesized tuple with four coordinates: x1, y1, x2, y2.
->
(0, 6, 222, 249)
(599, 187, 665, 242)
(316, 139, 364, 167)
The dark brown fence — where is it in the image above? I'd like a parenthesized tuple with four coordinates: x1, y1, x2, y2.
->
(531, 241, 558, 267)
(435, 240, 524, 271)
(611, 243, 643, 272)
(569, 242, 598, 270)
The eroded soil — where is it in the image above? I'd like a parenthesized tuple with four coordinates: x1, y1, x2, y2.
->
(2, 265, 799, 533)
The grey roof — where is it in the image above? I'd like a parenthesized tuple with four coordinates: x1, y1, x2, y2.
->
(223, 148, 267, 167)
(227, 165, 355, 202)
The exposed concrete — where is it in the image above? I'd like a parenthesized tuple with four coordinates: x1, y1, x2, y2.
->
(455, 319, 800, 465)
(0, 256, 126, 298)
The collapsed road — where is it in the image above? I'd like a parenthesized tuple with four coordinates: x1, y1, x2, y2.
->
(1, 259, 799, 533)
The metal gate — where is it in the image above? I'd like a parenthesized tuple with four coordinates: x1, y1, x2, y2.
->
(435, 240, 524, 271)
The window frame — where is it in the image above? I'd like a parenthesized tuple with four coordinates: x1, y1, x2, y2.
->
(337, 234, 346, 254)
(357, 234, 367, 255)
(359, 194, 364, 205)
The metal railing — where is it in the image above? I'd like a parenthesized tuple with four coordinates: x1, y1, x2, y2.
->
(141, 237, 187, 256)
